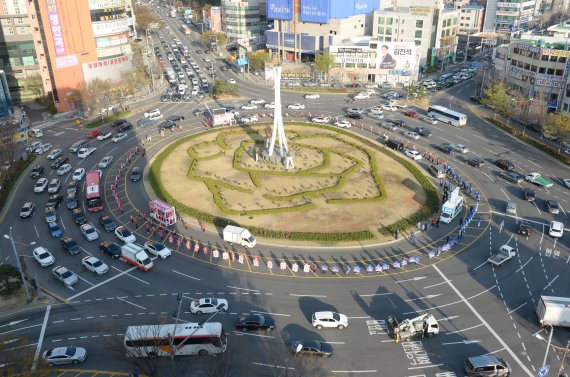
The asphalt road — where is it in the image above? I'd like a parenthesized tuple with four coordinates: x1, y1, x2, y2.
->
(0, 9, 568, 377)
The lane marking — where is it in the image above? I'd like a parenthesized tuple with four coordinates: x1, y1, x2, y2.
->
(289, 294, 327, 298)
(472, 260, 488, 271)
(31, 305, 51, 371)
(117, 297, 146, 310)
(347, 316, 370, 319)
(433, 264, 534, 377)
(446, 323, 484, 335)
(234, 332, 274, 339)
(359, 292, 394, 297)
(408, 364, 444, 370)
(172, 269, 201, 281)
(0, 323, 42, 337)
(332, 370, 379, 373)
(67, 264, 139, 301)
(252, 361, 293, 369)
(227, 286, 260, 292)
(394, 276, 427, 283)
(499, 188, 510, 200)
(507, 302, 528, 315)
(543, 275, 559, 291)
(251, 311, 291, 317)
(515, 257, 534, 273)
(404, 294, 442, 302)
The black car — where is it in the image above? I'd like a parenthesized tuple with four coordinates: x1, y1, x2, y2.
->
(495, 159, 514, 171)
(167, 115, 185, 122)
(523, 187, 536, 201)
(235, 314, 276, 331)
(291, 340, 333, 358)
(470, 95, 482, 104)
(130, 167, 142, 182)
(72, 208, 87, 225)
(66, 193, 78, 210)
(158, 121, 176, 131)
(46, 194, 63, 208)
(30, 165, 44, 178)
(414, 127, 432, 137)
(160, 94, 171, 102)
(518, 220, 532, 236)
(60, 236, 80, 255)
(50, 157, 69, 169)
(545, 200, 560, 214)
(111, 119, 128, 128)
(466, 157, 485, 168)
(390, 120, 406, 127)
(499, 171, 523, 184)
(99, 215, 117, 232)
(346, 113, 363, 119)
(117, 122, 133, 132)
(99, 241, 121, 259)
(436, 144, 454, 154)
(171, 93, 182, 102)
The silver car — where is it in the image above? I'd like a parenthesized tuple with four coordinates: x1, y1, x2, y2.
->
(82, 256, 109, 275)
(43, 346, 86, 366)
(51, 266, 78, 287)
(80, 223, 99, 241)
(44, 206, 57, 223)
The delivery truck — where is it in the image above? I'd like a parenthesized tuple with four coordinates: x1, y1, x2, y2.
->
(536, 295, 570, 328)
(121, 243, 154, 271)
(387, 313, 440, 342)
(487, 245, 516, 267)
(525, 173, 553, 188)
(223, 225, 256, 248)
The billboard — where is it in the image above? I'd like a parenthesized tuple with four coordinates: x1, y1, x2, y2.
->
(46, 0, 66, 56)
(375, 42, 420, 75)
(300, 0, 330, 23)
(267, 0, 293, 20)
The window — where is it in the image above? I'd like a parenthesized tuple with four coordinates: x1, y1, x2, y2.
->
(378, 17, 385, 25)
(555, 69, 563, 76)
(547, 68, 554, 74)
(560, 57, 567, 63)
(385, 27, 392, 35)
(539, 67, 546, 73)
(416, 20, 423, 28)
(549, 55, 557, 62)
(541, 55, 548, 61)
(415, 30, 422, 38)
(386, 18, 393, 25)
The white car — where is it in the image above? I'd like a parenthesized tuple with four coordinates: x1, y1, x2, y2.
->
(334, 121, 352, 128)
(369, 107, 383, 115)
(241, 115, 258, 124)
(549, 221, 564, 238)
(305, 94, 320, 99)
(57, 164, 72, 176)
(311, 116, 330, 124)
(383, 122, 398, 131)
(33, 246, 55, 267)
(240, 104, 258, 110)
(97, 131, 112, 141)
(564, 178, 570, 189)
(144, 109, 161, 118)
(227, 78, 237, 84)
(34, 178, 49, 193)
(404, 132, 420, 140)
(381, 104, 397, 111)
(288, 103, 305, 110)
(47, 149, 62, 160)
(144, 241, 172, 259)
(249, 99, 265, 105)
(98, 156, 114, 168)
(72, 168, 85, 181)
(115, 226, 136, 243)
(80, 223, 99, 241)
(264, 102, 276, 109)
(312, 311, 348, 330)
(422, 117, 438, 125)
(405, 149, 422, 161)
(452, 144, 469, 153)
(393, 102, 408, 108)
(82, 256, 109, 275)
(190, 297, 228, 314)
(52, 266, 78, 287)
(112, 133, 128, 143)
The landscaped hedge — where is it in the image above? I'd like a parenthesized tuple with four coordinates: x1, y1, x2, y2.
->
(148, 122, 438, 242)
(0, 155, 36, 212)
(84, 110, 132, 129)
(486, 117, 570, 165)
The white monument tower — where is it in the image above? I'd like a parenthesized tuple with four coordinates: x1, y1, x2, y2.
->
(267, 66, 289, 158)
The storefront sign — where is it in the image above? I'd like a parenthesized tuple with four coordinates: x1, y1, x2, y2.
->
(337, 47, 363, 53)
(46, 0, 66, 56)
(281, 72, 311, 80)
(88, 0, 125, 9)
(55, 54, 78, 69)
(92, 18, 129, 37)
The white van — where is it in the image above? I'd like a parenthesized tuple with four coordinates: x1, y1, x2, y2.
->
(29, 128, 43, 137)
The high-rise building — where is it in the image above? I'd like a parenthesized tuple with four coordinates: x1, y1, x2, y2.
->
(0, 0, 39, 99)
(28, 0, 136, 113)
(0, 70, 13, 117)
(222, 0, 261, 48)
(483, 0, 536, 34)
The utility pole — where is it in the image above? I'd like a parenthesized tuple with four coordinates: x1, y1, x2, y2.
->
(558, 340, 570, 377)
(4, 227, 31, 302)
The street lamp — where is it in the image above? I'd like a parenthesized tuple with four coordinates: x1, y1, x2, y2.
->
(522, 97, 534, 136)
(3, 227, 33, 302)
(534, 325, 554, 369)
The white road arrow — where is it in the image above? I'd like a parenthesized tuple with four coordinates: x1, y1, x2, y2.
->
(441, 340, 481, 345)
(404, 294, 442, 302)
(394, 276, 428, 284)
(439, 315, 460, 321)
(0, 319, 29, 329)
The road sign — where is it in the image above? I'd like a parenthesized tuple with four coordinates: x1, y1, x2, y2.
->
(538, 365, 550, 377)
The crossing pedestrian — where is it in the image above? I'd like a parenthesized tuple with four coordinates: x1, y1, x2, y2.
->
(477, 217, 481, 227)
(134, 218, 138, 228)
(395, 229, 399, 240)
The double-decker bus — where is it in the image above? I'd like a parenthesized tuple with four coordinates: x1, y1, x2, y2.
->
(85, 171, 103, 213)
(181, 25, 190, 35)
(427, 105, 467, 126)
(124, 322, 227, 357)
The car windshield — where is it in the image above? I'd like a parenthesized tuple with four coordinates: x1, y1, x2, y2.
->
(92, 260, 103, 267)
(122, 228, 132, 237)
(61, 270, 73, 279)
(65, 347, 76, 356)
(39, 252, 50, 259)
(85, 227, 94, 234)
(256, 315, 265, 325)
(67, 240, 78, 248)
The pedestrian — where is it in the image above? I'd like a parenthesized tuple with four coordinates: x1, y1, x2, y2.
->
(423, 222, 428, 231)
(436, 218, 440, 228)
(446, 235, 450, 244)
(143, 213, 147, 221)
(120, 207, 124, 214)
(411, 236, 417, 245)
(151, 226, 156, 235)
(459, 217, 464, 226)
(138, 210, 141, 218)
(312, 263, 317, 273)
(134, 218, 138, 228)
(130, 215, 134, 223)
(146, 224, 150, 233)
(431, 217, 436, 227)
(395, 229, 399, 240)
(159, 230, 164, 240)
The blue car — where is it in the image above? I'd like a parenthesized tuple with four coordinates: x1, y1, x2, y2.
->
(48, 222, 63, 238)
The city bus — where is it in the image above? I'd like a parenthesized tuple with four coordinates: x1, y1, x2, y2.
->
(427, 105, 467, 126)
(85, 171, 103, 213)
(124, 322, 227, 357)
(181, 25, 190, 35)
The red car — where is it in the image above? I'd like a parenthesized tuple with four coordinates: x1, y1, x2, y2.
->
(86, 129, 101, 139)
(402, 111, 418, 118)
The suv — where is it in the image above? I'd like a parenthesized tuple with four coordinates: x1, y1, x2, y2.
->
(312, 311, 349, 330)
(495, 159, 514, 171)
(117, 122, 133, 132)
(518, 220, 532, 236)
(111, 118, 128, 128)
(465, 355, 511, 376)
(436, 144, 454, 154)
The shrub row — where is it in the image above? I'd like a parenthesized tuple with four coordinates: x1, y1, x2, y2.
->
(0, 156, 36, 212)
(84, 110, 132, 129)
(486, 117, 569, 165)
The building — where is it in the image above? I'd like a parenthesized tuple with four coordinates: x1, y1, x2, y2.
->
(203, 6, 222, 32)
(29, 0, 135, 113)
(457, 4, 484, 35)
(0, 70, 13, 117)
(265, 0, 379, 61)
(493, 35, 570, 114)
(221, 0, 261, 48)
(483, 0, 536, 34)
(0, 0, 40, 99)
(372, 4, 460, 68)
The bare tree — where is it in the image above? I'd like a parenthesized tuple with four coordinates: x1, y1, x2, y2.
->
(0, 333, 44, 376)
(0, 120, 22, 180)
(76, 78, 114, 117)
(204, 347, 240, 377)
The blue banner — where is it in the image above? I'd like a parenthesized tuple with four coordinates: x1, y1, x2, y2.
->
(267, 0, 293, 20)
(300, 0, 330, 23)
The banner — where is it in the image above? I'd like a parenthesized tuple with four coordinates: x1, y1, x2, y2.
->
(375, 42, 420, 75)
(267, 0, 293, 20)
(46, 0, 66, 56)
(300, 0, 330, 23)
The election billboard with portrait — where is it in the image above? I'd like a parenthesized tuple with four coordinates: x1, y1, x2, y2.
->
(267, 0, 293, 20)
(375, 42, 420, 75)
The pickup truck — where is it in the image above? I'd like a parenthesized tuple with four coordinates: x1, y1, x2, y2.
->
(525, 173, 553, 188)
(487, 245, 516, 266)
(77, 147, 97, 159)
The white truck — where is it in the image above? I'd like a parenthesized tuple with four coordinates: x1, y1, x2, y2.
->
(536, 296, 570, 328)
(121, 243, 154, 271)
(77, 147, 96, 159)
(487, 245, 516, 267)
(524, 172, 553, 188)
(387, 313, 440, 342)
(223, 225, 256, 248)
(439, 187, 463, 224)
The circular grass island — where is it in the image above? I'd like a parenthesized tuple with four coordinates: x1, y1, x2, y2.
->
(148, 123, 438, 245)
